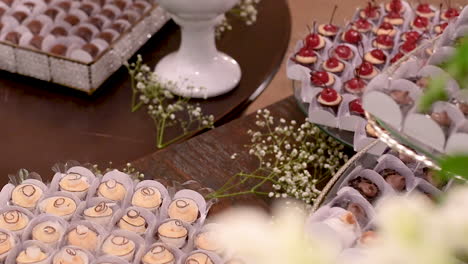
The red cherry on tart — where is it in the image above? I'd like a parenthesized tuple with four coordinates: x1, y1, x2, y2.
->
(317, 88, 342, 107)
(349, 99, 365, 116)
(318, 24, 339, 37)
(441, 8, 460, 21)
(344, 78, 366, 94)
(365, 49, 387, 65)
(390, 52, 404, 64)
(352, 18, 373, 33)
(416, 3, 435, 18)
(360, 3, 380, 20)
(342, 29, 362, 45)
(305, 33, 325, 50)
(434, 22, 448, 35)
(373, 34, 394, 50)
(310, 71, 335, 87)
(386, 0, 403, 13)
(411, 16, 429, 30)
(400, 40, 417, 54)
(374, 22, 396, 36)
(384, 11, 404, 26)
(401, 31, 421, 42)
(356, 61, 378, 79)
(334, 45, 354, 60)
(322, 57, 345, 73)
(294, 46, 317, 65)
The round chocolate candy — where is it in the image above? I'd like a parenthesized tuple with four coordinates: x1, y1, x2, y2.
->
(96, 31, 115, 44)
(12, 11, 28, 23)
(380, 169, 405, 192)
(113, 0, 127, 10)
(88, 16, 105, 30)
(50, 26, 68, 37)
(349, 177, 380, 202)
(75, 26, 93, 42)
(101, 8, 116, 20)
(27, 20, 43, 35)
(56, 1, 72, 12)
(30, 35, 44, 50)
(82, 43, 99, 58)
(80, 3, 95, 16)
(64, 14, 80, 26)
(90, 0, 106, 6)
(5, 31, 21, 45)
(23, 1, 36, 12)
(110, 22, 128, 34)
(50, 44, 68, 56)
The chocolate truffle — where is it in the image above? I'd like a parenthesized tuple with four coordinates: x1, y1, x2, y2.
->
(57, 1, 71, 12)
(5, 31, 21, 45)
(102, 235, 136, 261)
(75, 26, 94, 42)
(131, 187, 163, 210)
(11, 183, 43, 209)
(101, 8, 116, 20)
(168, 198, 199, 224)
(157, 220, 188, 248)
(390, 90, 413, 105)
(32, 221, 65, 245)
(80, 3, 95, 16)
(44, 8, 60, 20)
(82, 43, 100, 58)
(67, 225, 98, 251)
(40, 196, 77, 218)
(431, 111, 451, 127)
(64, 14, 80, 26)
(118, 209, 148, 234)
(83, 202, 113, 225)
(27, 20, 43, 35)
(50, 27, 68, 37)
(12, 11, 28, 23)
(349, 177, 380, 202)
(97, 179, 127, 201)
(114, 0, 127, 11)
(380, 168, 405, 191)
(50, 44, 68, 56)
(88, 17, 105, 30)
(97, 31, 115, 44)
(110, 22, 128, 33)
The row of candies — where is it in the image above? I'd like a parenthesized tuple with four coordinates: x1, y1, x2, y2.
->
(0, 0, 155, 63)
(287, 0, 465, 132)
(0, 166, 237, 264)
(305, 148, 446, 263)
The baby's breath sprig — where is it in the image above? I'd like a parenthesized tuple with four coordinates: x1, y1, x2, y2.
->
(91, 162, 145, 181)
(208, 109, 349, 205)
(126, 55, 215, 149)
(216, 0, 261, 38)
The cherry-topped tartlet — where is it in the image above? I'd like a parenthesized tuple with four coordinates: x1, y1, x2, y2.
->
(352, 18, 373, 33)
(318, 23, 339, 38)
(399, 40, 418, 54)
(385, 0, 404, 13)
(416, 3, 435, 18)
(373, 34, 394, 50)
(310, 71, 335, 87)
(434, 22, 448, 35)
(317, 88, 342, 107)
(441, 7, 460, 21)
(349, 98, 365, 116)
(401, 31, 421, 42)
(411, 16, 430, 31)
(342, 29, 362, 45)
(333, 45, 354, 61)
(356, 61, 379, 79)
(322, 57, 345, 73)
(374, 22, 397, 36)
(344, 77, 366, 94)
(365, 49, 387, 65)
(384, 11, 404, 26)
(305, 32, 326, 51)
(294, 45, 317, 65)
(390, 52, 404, 64)
(360, 2, 380, 20)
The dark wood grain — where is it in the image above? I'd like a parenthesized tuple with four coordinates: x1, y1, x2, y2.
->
(0, 0, 291, 178)
(131, 96, 306, 213)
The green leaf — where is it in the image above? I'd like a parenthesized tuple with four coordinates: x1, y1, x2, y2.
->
(437, 155, 468, 182)
(418, 77, 449, 112)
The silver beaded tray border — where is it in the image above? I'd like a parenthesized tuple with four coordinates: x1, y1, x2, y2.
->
(0, 6, 169, 94)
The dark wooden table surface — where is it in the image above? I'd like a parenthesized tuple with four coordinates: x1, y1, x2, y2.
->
(0, 0, 291, 178)
(131, 96, 306, 212)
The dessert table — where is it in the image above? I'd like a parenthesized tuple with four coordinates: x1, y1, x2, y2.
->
(0, 0, 291, 177)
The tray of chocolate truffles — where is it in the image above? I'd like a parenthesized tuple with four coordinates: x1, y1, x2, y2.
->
(304, 146, 450, 263)
(0, 165, 235, 264)
(363, 6, 468, 156)
(287, 0, 465, 154)
(0, 0, 169, 93)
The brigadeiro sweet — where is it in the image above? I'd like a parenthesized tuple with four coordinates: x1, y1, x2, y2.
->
(79, 2, 99, 16)
(63, 14, 81, 26)
(49, 43, 68, 56)
(87, 16, 108, 30)
(96, 30, 117, 44)
(44, 8, 61, 20)
(4, 31, 21, 45)
(101, 8, 117, 20)
(379, 168, 405, 192)
(119, 11, 139, 25)
(74, 26, 94, 42)
(112, 0, 128, 11)
(131, 1, 150, 14)
(109, 20, 130, 34)
(348, 176, 380, 202)
(12, 11, 28, 23)
(82, 42, 100, 58)
(29, 35, 44, 49)
(50, 26, 68, 37)
(55, 1, 72, 12)
(26, 20, 44, 35)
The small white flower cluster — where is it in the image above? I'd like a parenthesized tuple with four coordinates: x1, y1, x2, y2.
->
(216, 0, 261, 38)
(126, 55, 215, 148)
(217, 109, 348, 204)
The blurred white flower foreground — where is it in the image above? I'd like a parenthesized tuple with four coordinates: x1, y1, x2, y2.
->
(214, 186, 468, 264)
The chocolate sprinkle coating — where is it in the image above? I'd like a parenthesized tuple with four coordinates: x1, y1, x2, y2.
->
(349, 177, 380, 202)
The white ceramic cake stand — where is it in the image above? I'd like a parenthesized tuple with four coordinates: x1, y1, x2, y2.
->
(155, 0, 242, 98)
